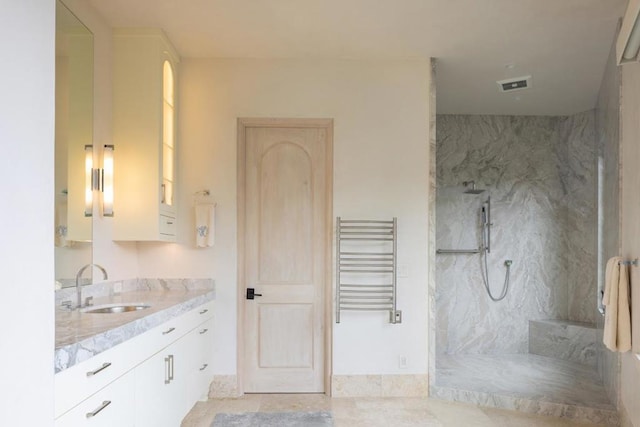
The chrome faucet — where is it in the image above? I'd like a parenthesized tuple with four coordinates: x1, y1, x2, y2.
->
(76, 264, 108, 309)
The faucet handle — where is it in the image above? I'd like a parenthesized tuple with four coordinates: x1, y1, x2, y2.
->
(84, 296, 94, 307)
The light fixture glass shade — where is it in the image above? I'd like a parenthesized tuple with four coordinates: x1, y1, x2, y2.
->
(84, 145, 93, 217)
(617, 0, 640, 64)
(102, 145, 114, 216)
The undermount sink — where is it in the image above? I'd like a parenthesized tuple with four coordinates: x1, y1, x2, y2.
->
(82, 303, 150, 314)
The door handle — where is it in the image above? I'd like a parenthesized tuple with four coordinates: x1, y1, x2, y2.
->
(246, 288, 262, 300)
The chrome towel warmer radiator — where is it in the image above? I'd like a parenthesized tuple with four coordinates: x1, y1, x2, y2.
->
(335, 217, 400, 324)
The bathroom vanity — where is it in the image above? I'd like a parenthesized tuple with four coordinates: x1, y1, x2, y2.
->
(54, 287, 215, 426)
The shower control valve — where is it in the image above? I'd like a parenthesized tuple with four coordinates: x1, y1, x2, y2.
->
(504, 260, 513, 267)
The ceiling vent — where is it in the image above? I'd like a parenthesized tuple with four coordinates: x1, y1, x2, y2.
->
(496, 75, 532, 93)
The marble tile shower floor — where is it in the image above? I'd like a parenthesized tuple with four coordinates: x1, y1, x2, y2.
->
(432, 353, 617, 424)
(182, 393, 613, 427)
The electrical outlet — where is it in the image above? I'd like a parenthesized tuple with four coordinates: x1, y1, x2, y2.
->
(393, 310, 402, 324)
(399, 355, 408, 369)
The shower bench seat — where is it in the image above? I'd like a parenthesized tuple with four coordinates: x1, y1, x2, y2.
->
(528, 319, 597, 368)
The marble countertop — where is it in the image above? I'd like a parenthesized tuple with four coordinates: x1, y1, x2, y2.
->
(55, 287, 215, 374)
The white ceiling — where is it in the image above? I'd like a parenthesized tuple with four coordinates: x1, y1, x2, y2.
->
(88, 0, 627, 116)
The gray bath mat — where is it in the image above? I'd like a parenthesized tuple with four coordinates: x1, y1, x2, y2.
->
(212, 411, 333, 427)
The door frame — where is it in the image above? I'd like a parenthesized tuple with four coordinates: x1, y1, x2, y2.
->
(236, 117, 334, 395)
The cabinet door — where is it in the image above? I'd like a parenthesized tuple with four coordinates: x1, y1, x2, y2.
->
(135, 338, 189, 427)
(113, 29, 180, 242)
(54, 371, 135, 427)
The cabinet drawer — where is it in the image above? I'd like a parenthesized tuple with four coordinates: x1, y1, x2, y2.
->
(183, 317, 214, 405)
(194, 318, 214, 401)
(159, 214, 176, 236)
(55, 370, 135, 427)
(141, 300, 215, 358)
(195, 317, 214, 366)
(178, 300, 214, 331)
(55, 331, 148, 418)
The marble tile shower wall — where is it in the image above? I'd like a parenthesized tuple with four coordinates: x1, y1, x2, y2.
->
(595, 42, 621, 407)
(436, 114, 597, 356)
(561, 112, 598, 324)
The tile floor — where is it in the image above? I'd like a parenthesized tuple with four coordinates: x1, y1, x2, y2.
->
(431, 353, 617, 425)
(435, 354, 615, 410)
(435, 354, 613, 409)
(181, 394, 615, 427)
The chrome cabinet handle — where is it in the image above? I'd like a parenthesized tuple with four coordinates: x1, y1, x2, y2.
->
(86, 400, 111, 418)
(199, 363, 208, 371)
(199, 328, 209, 335)
(164, 356, 171, 384)
(164, 354, 175, 384)
(162, 327, 176, 335)
(86, 362, 111, 377)
(199, 309, 209, 314)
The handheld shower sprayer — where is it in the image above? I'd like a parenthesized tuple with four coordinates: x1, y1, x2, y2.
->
(478, 193, 511, 301)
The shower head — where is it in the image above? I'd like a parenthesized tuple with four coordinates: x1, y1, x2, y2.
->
(463, 180, 486, 194)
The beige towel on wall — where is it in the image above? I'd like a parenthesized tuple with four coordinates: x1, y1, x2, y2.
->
(603, 256, 632, 352)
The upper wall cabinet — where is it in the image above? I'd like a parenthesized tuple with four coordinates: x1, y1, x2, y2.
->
(113, 29, 180, 242)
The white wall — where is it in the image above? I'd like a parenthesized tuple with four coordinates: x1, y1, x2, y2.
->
(0, 0, 55, 424)
(136, 58, 431, 376)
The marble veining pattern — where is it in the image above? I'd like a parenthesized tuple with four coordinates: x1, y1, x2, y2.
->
(436, 114, 597, 355)
(55, 278, 215, 373)
(55, 277, 213, 306)
(528, 320, 597, 368)
(561, 111, 598, 324)
(433, 353, 617, 425)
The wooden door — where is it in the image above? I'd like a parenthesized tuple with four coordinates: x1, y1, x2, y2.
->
(239, 119, 332, 393)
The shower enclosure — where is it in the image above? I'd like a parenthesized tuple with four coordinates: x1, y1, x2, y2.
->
(431, 114, 617, 424)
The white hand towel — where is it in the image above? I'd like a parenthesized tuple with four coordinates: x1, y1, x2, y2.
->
(195, 203, 215, 247)
(54, 200, 72, 247)
(603, 256, 631, 352)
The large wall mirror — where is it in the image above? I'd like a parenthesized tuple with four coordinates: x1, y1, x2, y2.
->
(55, 0, 94, 288)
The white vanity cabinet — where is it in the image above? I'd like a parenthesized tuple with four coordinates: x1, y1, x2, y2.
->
(54, 300, 214, 426)
(112, 28, 179, 242)
(134, 302, 214, 426)
(55, 371, 135, 427)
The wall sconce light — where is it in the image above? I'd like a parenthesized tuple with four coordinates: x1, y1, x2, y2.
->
(617, 0, 640, 64)
(83, 144, 114, 217)
(102, 145, 114, 217)
(84, 145, 96, 217)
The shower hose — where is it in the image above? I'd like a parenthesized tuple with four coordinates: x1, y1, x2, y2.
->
(481, 251, 512, 301)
